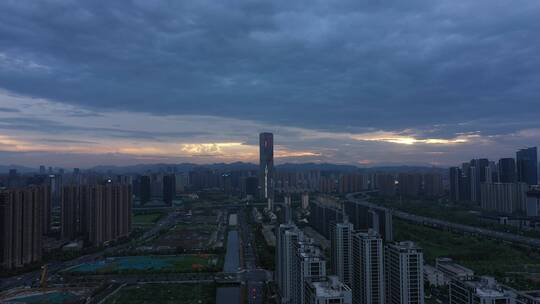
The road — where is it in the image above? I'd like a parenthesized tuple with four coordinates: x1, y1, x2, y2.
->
(238, 210, 266, 304)
(346, 192, 540, 248)
(0, 210, 181, 290)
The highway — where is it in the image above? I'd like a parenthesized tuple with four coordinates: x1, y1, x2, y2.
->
(346, 192, 540, 248)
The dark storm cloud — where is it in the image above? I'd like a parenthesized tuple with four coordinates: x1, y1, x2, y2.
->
(0, 0, 539, 137)
(0, 117, 209, 140)
(0, 107, 19, 113)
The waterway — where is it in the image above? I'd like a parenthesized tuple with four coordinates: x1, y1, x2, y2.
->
(218, 223, 241, 304)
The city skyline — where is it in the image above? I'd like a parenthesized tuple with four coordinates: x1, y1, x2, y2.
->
(1, 1, 540, 167)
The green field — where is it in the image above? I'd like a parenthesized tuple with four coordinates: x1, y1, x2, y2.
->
(133, 212, 165, 226)
(395, 219, 540, 289)
(105, 283, 216, 304)
(371, 197, 540, 239)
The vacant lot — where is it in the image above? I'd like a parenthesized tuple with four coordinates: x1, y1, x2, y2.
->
(395, 219, 540, 289)
(105, 283, 216, 304)
(153, 222, 217, 251)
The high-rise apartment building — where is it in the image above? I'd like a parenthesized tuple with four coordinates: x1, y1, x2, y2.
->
(293, 240, 327, 304)
(352, 229, 385, 304)
(162, 174, 176, 206)
(480, 182, 528, 214)
(470, 159, 490, 204)
(385, 241, 424, 304)
(449, 167, 462, 202)
(139, 175, 151, 205)
(423, 173, 444, 198)
(517, 147, 538, 186)
(330, 219, 353, 287)
(276, 223, 301, 304)
(344, 201, 393, 242)
(0, 186, 45, 269)
(61, 182, 132, 247)
(259, 132, 274, 204)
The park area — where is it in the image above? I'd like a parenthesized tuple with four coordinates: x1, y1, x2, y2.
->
(64, 254, 221, 275)
(105, 283, 216, 304)
(132, 212, 165, 229)
(395, 219, 540, 289)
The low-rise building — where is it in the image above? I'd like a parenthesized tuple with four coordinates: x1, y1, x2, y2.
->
(424, 265, 446, 287)
(305, 276, 352, 304)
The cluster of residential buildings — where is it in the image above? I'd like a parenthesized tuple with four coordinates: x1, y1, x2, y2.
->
(449, 147, 540, 218)
(277, 214, 425, 304)
(0, 170, 132, 270)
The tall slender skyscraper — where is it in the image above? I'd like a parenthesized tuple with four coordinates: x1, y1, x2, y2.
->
(259, 132, 274, 205)
(517, 147, 538, 185)
(331, 218, 353, 287)
(385, 241, 424, 304)
(352, 230, 385, 304)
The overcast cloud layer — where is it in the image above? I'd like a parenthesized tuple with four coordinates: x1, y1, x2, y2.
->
(0, 0, 539, 168)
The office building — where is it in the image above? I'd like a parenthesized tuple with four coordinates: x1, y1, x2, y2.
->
(498, 158, 517, 183)
(352, 229, 385, 304)
(517, 147, 538, 185)
(330, 218, 353, 287)
(162, 174, 176, 206)
(449, 276, 512, 304)
(385, 241, 424, 304)
(61, 183, 132, 247)
(305, 276, 352, 304)
(259, 132, 274, 203)
(0, 186, 45, 269)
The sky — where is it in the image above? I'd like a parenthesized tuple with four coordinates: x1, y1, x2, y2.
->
(0, 0, 539, 168)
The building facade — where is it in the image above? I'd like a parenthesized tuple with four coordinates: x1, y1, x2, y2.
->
(0, 186, 45, 269)
(62, 182, 132, 247)
(331, 219, 353, 287)
(259, 132, 275, 203)
(385, 241, 424, 304)
(352, 230, 385, 304)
